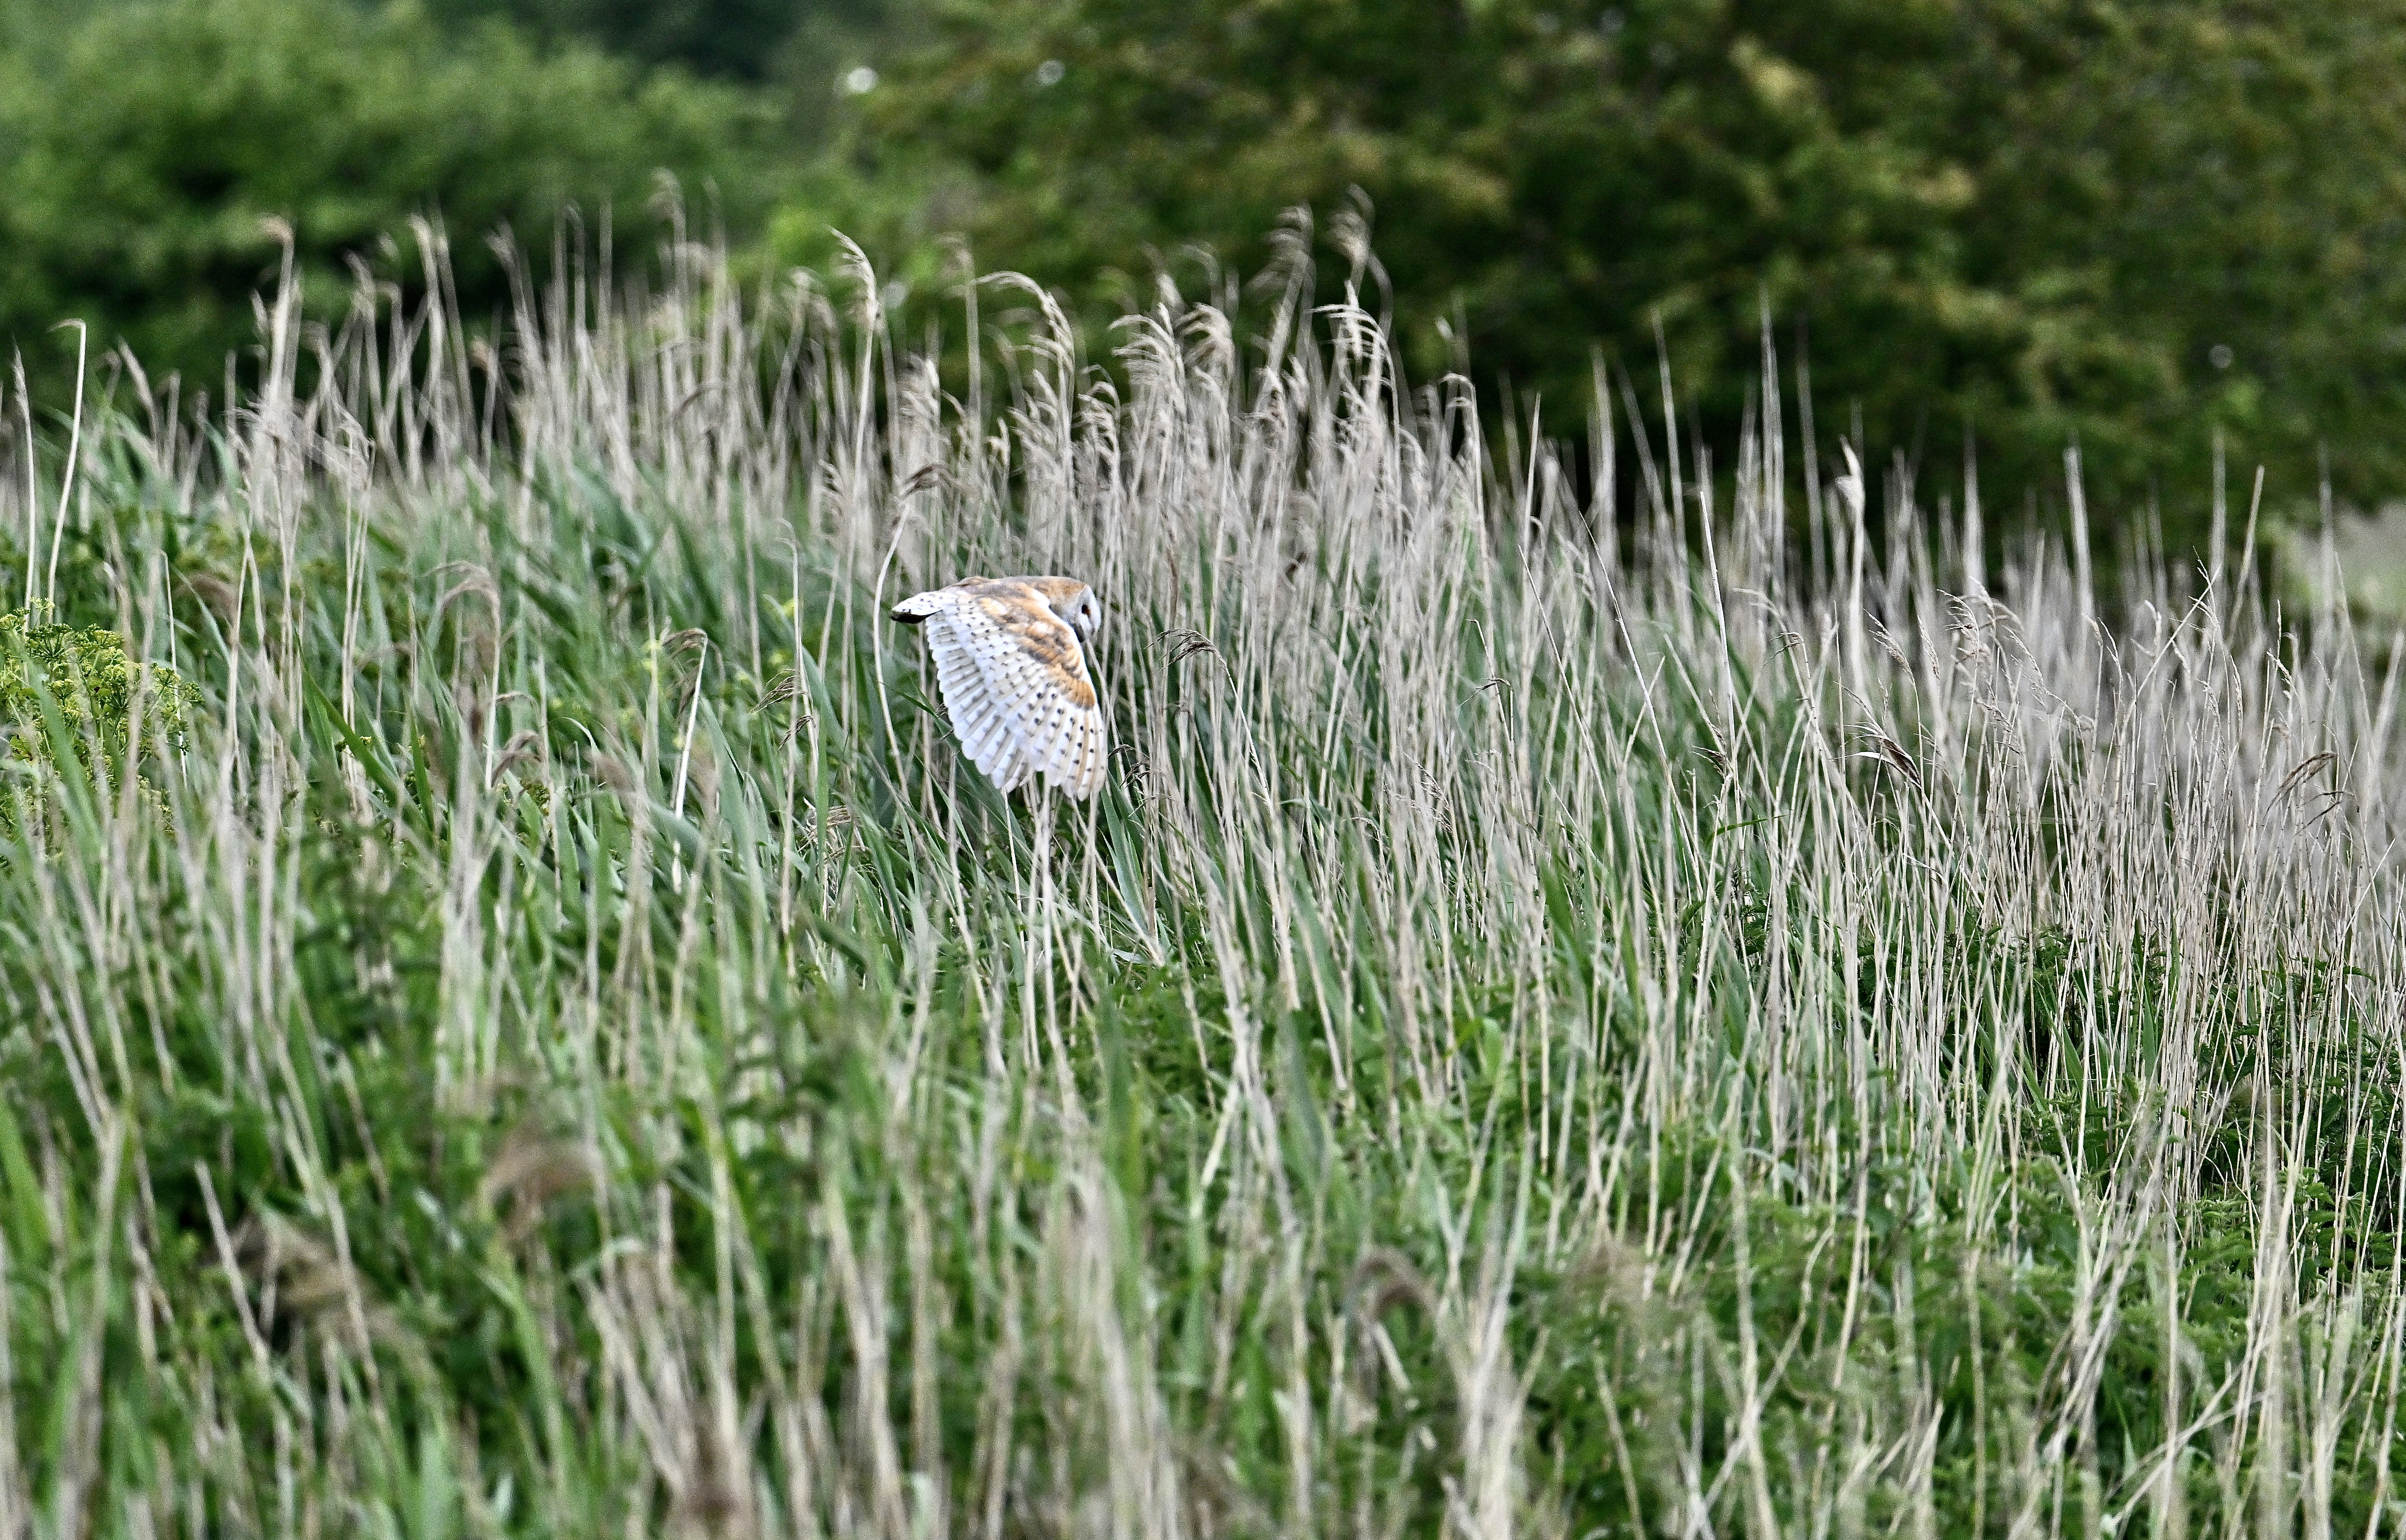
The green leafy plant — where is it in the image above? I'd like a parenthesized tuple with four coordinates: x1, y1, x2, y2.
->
(0, 602, 193, 841)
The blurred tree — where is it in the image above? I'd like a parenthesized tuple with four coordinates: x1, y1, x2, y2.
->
(0, 0, 774, 397)
(865, 0, 2406, 535)
(418, 0, 807, 81)
(417, 0, 932, 143)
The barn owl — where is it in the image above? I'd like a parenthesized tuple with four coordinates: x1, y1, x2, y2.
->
(891, 575, 1108, 799)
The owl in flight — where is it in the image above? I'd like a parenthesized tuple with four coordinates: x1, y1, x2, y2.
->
(891, 575, 1108, 799)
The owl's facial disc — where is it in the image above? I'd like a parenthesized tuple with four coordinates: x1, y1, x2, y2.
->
(1061, 588, 1101, 642)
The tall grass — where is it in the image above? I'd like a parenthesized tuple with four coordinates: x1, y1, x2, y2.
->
(1, 224, 2401, 1539)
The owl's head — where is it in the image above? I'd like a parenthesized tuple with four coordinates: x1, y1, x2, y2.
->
(1032, 577, 1102, 643)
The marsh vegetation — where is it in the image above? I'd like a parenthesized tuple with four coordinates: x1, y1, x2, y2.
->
(1, 234, 2402, 1537)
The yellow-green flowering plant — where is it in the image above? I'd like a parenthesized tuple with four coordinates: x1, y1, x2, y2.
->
(0, 603, 195, 842)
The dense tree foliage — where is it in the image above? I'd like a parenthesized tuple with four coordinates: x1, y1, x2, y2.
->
(419, 0, 805, 79)
(0, 0, 770, 396)
(7, 0, 2406, 538)
(872, 0, 2406, 524)
(419, 0, 922, 109)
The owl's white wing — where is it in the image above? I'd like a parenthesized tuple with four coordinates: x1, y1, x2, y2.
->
(925, 592, 1107, 799)
(925, 610, 1036, 792)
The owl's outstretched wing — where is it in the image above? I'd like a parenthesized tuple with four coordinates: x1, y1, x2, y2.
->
(911, 588, 1106, 799)
(922, 608, 1036, 791)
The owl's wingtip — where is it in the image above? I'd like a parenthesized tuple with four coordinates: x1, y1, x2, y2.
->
(1047, 764, 1107, 802)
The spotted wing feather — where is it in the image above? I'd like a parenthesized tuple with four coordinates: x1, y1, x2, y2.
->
(892, 584, 983, 625)
(924, 611, 1035, 791)
(920, 588, 1106, 798)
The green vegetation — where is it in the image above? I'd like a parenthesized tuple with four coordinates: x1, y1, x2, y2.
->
(418, 0, 918, 92)
(0, 236, 2400, 1535)
(875, 0, 2406, 524)
(419, 0, 822, 79)
(9, 1, 2406, 539)
(0, 602, 194, 843)
(0, 0, 771, 397)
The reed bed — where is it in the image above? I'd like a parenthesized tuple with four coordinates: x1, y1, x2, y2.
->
(0, 227, 2400, 1539)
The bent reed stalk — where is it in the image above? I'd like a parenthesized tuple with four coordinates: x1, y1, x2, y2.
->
(0, 224, 2401, 1539)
